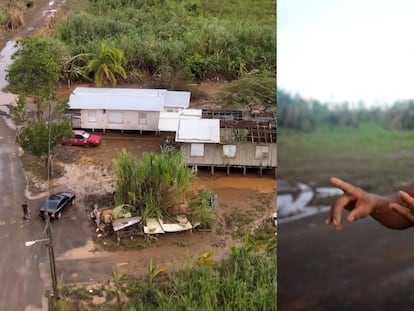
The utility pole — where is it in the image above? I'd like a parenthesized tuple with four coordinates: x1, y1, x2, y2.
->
(47, 102, 59, 308)
(46, 213, 58, 304)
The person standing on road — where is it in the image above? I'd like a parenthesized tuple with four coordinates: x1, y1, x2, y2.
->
(326, 177, 414, 230)
(22, 201, 30, 220)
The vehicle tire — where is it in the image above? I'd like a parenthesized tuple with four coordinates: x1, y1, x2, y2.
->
(57, 211, 62, 219)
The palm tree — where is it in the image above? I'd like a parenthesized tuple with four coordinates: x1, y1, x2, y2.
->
(85, 43, 127, 87)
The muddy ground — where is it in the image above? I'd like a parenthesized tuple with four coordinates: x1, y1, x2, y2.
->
(26, 131, 276, 281)
(20, 81, 276, 283)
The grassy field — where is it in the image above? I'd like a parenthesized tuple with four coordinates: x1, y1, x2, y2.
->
(278, 124, 414, 194)
(57, 0, 276, 83)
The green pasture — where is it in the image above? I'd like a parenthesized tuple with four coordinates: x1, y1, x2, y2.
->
(278, 124, 414, 193)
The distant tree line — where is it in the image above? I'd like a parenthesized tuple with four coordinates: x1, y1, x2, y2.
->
(277, 89, 414, 131)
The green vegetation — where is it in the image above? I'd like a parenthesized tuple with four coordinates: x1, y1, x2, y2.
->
(216, 73, 276, 109)
(17, 117, 73, 156)
(188, 186, 217, 229)
(113, 148, 196, 216)
(278, 89, 414, 131)
(113, 148, 216, 228)
(4, 0, 276, 111)
(8, 37, 73, 157)
(58, 0, 276, 84)
(278, 124, 414, 193)
(1, 0, 276, 103)
(278, 89, 414, 192)
(7, 37, 67, 99)
(61, 233, 277, 311)
(82, 43, 127, 87)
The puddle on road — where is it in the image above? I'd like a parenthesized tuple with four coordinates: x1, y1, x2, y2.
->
(0, 40, 17, 89)
(277, 182, 343, 224)
(58, 239, 109, 260)
(0, 40, 18, 129)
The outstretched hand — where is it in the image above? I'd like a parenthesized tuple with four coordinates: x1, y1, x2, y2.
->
(326, 177, 379, 230)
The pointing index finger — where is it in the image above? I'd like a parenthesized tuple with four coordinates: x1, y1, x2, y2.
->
(330, 177, 359, 197)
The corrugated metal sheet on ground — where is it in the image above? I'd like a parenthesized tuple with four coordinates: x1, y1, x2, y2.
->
(159, 216, 193, 232)
(144, 218, 165, 234)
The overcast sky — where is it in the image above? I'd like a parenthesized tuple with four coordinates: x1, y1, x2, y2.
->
(277, 0, 414, 106)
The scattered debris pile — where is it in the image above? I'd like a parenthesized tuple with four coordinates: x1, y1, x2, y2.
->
(89, 204, 142, 241)
(89, 202, 208, 243)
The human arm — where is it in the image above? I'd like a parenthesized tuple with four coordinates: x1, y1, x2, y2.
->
(326, 177, 414, 230)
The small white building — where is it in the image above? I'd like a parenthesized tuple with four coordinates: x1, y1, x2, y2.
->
(176, 115, 277, 176)
(68, 87, 191, 132)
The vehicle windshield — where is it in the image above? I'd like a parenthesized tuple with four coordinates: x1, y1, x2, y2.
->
(44, 200, 59, 211)
(82, 132, 91, 139)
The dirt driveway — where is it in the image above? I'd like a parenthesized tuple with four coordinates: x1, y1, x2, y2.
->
(31, 131, 276, 282)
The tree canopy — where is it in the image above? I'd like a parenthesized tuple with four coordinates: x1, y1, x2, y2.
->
(8, 36, 73, 157)
(277, 89, 414, 131)
(7, 37, 68, 98)
(83, 43, 127, 87)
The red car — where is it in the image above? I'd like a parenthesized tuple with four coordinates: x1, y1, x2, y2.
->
(61, 130, 102, 147)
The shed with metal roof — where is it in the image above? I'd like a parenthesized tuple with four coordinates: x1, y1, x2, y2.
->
(176, 110, 277, 177)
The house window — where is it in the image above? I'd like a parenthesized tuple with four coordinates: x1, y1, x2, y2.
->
(190, 143, 204, 157)
(138, 112, 147, 125)
(255, 146, 269, 159)
(88, 111, 97, 123)
(108, 111, 123, 124)
(223, 145, 236, 158)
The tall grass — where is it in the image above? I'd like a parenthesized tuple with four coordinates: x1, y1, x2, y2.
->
(187, 186, 216, 229)
(56, 0, 276, 81)
(113, 148, 196, 218)
(156, 235, 275, 311)
(79, 234, 276, 311)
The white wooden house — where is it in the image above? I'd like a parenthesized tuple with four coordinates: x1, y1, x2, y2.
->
(176, 111, 277, 176)
(68, 87, 190, 132)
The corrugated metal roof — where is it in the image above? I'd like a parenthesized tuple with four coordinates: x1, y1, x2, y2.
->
(165, 91, 190, 108)
(176, 119, 220, 143)
(158, 109, 202, 132)
(68, 87, 190, 111)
